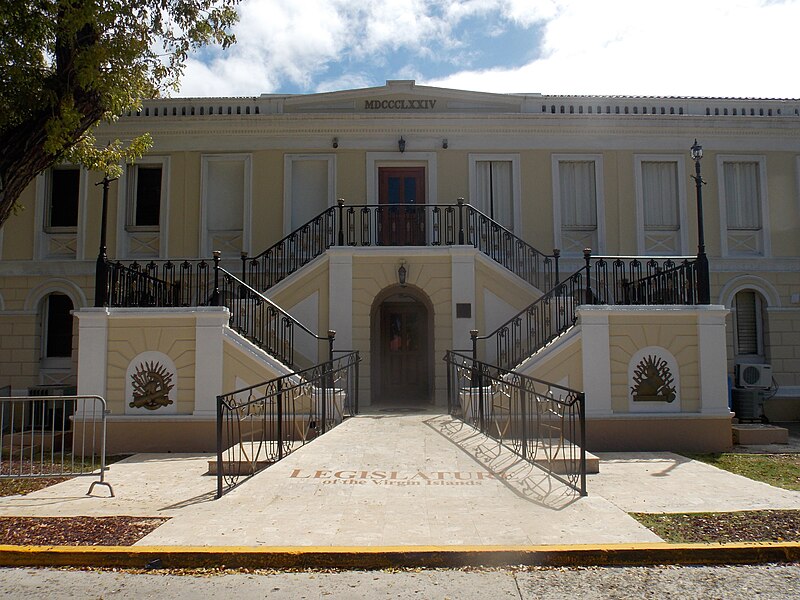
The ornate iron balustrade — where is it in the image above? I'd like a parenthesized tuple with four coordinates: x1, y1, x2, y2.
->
(212, 264, 336, 365)
(588, 253, 700, 306)
(472, 268, 585, 372)
(103, 258, 214, 307)
(445, 351, 586, 496)
(242, 200, 558, 294)
(216, 265, 335, 369)
(216, 351, 360, 498)
(463, 204, 556, 292)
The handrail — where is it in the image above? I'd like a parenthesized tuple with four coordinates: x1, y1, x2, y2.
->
(471, 268, 585, 372)
(216, 351, 360, 497)
(215, 259, 335, 368)
(445, 350, 586, 497)
(242, 200, 559, 294)
(470, 252, 701, 371)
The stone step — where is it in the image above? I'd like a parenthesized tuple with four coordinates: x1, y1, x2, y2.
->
(732, 423, 789, 445)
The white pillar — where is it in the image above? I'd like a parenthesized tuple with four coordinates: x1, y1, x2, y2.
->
(697, 306, 732, 415)
(193, 307, 229, 416)
(577, 307, 613, 417)
(450, 247, 476, 353)
(328, 251, 353, 350)
(75, 308, 109, 398)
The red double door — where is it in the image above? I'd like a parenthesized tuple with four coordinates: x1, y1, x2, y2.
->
(378, 167, 425, 246)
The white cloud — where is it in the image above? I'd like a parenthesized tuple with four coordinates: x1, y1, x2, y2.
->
(177, 0, 800, 98)
(427, 0, 800, 97)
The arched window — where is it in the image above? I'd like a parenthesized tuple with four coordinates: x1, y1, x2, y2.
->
(43, 293, 74, 359)
(733, 289, 765, 359)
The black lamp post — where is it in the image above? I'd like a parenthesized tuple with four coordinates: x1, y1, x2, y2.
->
(690, 139, 711, 304)
(94, 175, 113, 307)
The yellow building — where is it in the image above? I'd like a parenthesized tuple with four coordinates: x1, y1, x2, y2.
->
(1, 81, 798, 452)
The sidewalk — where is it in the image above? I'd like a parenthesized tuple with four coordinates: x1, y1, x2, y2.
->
(1, 411, 798, 550)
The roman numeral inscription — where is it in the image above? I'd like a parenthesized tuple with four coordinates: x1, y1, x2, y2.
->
(364, 99, 437, 110)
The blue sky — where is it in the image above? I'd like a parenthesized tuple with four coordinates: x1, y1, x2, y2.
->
(179, 0, 800, 99)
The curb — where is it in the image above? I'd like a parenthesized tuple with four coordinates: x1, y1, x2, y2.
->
(0, 543, 799, 570)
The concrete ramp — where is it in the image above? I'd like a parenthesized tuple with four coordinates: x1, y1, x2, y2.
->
(138, 411, 658, 547)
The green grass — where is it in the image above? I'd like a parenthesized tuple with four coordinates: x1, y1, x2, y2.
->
(683, 453, 800, 491)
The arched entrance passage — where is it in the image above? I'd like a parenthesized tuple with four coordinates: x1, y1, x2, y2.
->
(370, 286, 433, 405)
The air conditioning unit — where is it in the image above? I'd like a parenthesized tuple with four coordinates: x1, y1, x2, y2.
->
(735, 363, 772, 390)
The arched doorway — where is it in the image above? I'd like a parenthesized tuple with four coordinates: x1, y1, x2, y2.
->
(371, 288, 433, 405)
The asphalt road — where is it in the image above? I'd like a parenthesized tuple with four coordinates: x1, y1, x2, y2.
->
(0, 564, 798, 599)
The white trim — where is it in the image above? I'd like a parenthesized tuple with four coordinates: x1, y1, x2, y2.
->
(24, 278, 88, 311)
(116, 156, 170, 258)
(633, 154, 688, 254)
(716, 154, 770, 258)
(551, 154, 605, 255)
(467, 153, 522, 232)
(450, 247, 477, 352)
(366, 152, 438, 206)
(33, 166, 87, 260)
(200, 153, 252, 256)
(718, 274, 781, 308)
(283, 153, 336, 235)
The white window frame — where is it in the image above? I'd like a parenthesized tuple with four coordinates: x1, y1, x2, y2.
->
(200, 153, 252, 256)
(283, 154, 337, 235)
(33, 165, 88, 260)
(468, 154, 521, 233)
(551, 154, 605, 255)
(732, 289, 766, 360)
(116, 156, 170, 258)
(633, 155, 688, 255)
(716, 154, 770, 257)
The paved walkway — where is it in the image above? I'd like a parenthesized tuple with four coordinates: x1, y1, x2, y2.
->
(0, 410, 799, 548)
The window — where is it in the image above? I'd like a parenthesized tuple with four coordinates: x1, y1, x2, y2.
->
(283, 155, 335, 234)
(44, 294, 73, 358)
(734, 289, 765, 358)
(127, 164, 163, 229)
(553, 155, 604, 254)
(201, 155, 251, 255)
(469, 155, 520, 232)
(634, 156, 687, 254)
(718, 156, 769, 256)
(46, 167, 80, 230)
(119, 158, 168, 258)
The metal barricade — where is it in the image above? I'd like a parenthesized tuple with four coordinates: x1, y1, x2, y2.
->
(0, 395, 113, 496)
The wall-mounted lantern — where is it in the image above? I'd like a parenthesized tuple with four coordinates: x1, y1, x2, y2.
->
(398, 261, 407, 287)
(398, 136, 406, 153)
(332, 137, 339, 149)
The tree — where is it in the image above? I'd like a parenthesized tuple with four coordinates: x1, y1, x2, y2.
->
(0, 0, 239, 227)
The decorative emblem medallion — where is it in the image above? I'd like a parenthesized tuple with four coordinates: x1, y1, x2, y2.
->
(630, 354, 676, 403)
(130, 361, 175, 410)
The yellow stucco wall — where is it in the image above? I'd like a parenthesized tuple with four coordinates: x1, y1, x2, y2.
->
(351, 254, 452, 404)
(608, 314, 700, 413)
(105, 317, 197, 414)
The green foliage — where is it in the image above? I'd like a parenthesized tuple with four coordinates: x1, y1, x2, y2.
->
(0, 0, 238, 184)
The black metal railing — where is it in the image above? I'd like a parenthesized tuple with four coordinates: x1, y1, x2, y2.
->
(588, 253, 700, 306)
(241, 200, 558, 293)
(216, 351, 360, 497)
(471, 251, 701, 371)
(472, 268, 585, 372)
(103, 258, 215, 307)
(445, 351, 586, 496)
(216, 263, 335, 368)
